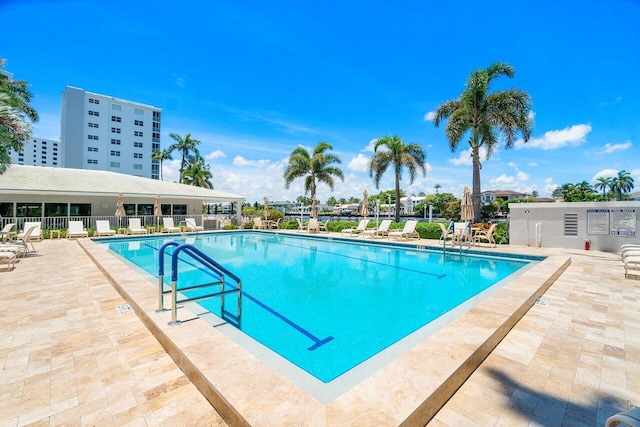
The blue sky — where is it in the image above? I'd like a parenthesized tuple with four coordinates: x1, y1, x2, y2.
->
(3, 0, 639, 203)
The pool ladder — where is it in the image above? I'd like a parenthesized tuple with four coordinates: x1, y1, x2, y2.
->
(157, 241, 242, 326)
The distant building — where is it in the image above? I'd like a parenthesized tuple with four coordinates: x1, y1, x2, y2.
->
(61, 86, 162, 179)
(8, 137, 62, 167)
(481, 190, 527, 204)
(400, 196, 425, 214)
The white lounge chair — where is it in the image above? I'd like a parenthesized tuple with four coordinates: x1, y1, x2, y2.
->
(472, 223, 497, 247)
(438, 222, 453, 243)
(6, 225, 38, 254)
(0, 250, 17, 271)
(17, 221, 42, 241)
(161, 217, 181, 233)
(341, 219, 370, 236)
(389, 220, 419, 240)
(606, 406, 640, 427)
(128, 218, 148, 235)
(362, 220, 392, 239)
(1, 223, 15, 242)
(67, 221, 89, 238)
(95, 220, 116, 237)
(184, 218, 204, 232)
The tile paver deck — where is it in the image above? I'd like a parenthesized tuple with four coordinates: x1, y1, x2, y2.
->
(1, 234, 638, 426)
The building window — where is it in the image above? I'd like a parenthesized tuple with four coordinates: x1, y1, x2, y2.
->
(87, 159, 98, 164)
(133, 153, 143, 159)
(134, 141, 143, 148)
(45, 203, 68, 217)
(110, 150, 120, 156)
(134, 120, 144, 126)
(133, 164, 143, 170)
(111, 116, 122, 122)
(88, 147, 98, 152)
(110, 161, 121, 168)
(112, 104, 122, 111)
(172, 204, 187, 215)
(111, 127, 121, 134)
(16, 202, 42, 217)
(135, 109, 144, 116)
(88, 135, 98, 140)
(153, 111, 161, 120)
(134, 131, 143, 137)
(88, 110, 99, 116)
(88, 123, 99, 128)
(111, 139, 121, 145)
(89, 98, 100, 104)
(70, 203, 91, 216)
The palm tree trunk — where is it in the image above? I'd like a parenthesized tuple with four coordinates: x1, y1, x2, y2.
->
(472, 144, 482, 223)
(395, 172, 401, 222)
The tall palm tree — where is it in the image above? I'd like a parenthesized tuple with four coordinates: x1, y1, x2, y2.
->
(0, 59, 39, 174)
(594, 176, 612, 200)
(610, 170, 635, 201)
(283, 142, 344, 203)
(151, 148, 173, 181)
(432, 62, 533, 222)
(368, 135, 427, 222)
(168, 132, 201, 183)
(181, 155, 213, 189)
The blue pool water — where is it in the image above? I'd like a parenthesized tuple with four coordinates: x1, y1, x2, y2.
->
(103, 231, 532, 383)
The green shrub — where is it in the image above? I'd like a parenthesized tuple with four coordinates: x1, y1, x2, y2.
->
(493, 222, 508, 244)
(224, 224, 239, 230)
(415, 222, 442, 239)
(282, 220, 299, 230)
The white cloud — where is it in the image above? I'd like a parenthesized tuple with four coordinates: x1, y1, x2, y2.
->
(348, 153, 370, 172)
(172, 73, 187, 88)
(233, 156, 271, 167)
(507, 162, 517, 168)
(515, 124, 592, 150)
(595, 141, 632, 154)
(162, 159, 182, 182)
(423, 111, 436, 121)
(449, 146, 488, 166)
(528, 111, 536, 121)
(600, 96, 622, 106)
(591, 169, 620, 181)
(204, 149, 226, 160)
(528, 162, 538, 167)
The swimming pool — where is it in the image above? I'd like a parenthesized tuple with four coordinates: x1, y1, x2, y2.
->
(103, 231, 534, 383)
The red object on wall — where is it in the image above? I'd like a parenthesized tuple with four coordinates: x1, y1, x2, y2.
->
(584, 240, 591, 250)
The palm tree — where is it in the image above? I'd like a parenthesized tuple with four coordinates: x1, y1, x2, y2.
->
(434, 183, 441, 194)
(284, 142, 344, 202)
(594, 176, 612, 200)
(168, 132, 201, 183)
(0, 59, 39, 174)
(611, 170, 635, 201)
(181, 155, 213, 189)
(368, 135, 427, 222)
(432, 62, 533, 222)
(151, 148, 173, 181)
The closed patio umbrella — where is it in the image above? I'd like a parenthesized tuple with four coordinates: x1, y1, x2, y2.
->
(115, 193, 126, 230)
(460, 186, 474, 222)
(263, 197, 269, 219)
(360, 189, 369, 218)
(154, 195, 162, 230)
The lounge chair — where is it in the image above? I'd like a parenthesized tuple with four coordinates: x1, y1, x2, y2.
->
(1, 223, 15, 242)
(472, 223, 497, 247)
(452, 221, 472, 245)
(184, 218, 204, 232)
(67, 221, 89, 238)
(341, 219, 370, 237)
(362, 220, 392, 239)
(307, 218, 320, 233)
(389, 220, 419, 240)
(95, 220, 116, 237)
(606, 405, 640, 426)
(17, 221, 42, 241)
(438, 222, 453, 242)
(5, 225, 38, 254)
(253, 217, 265, 230)
(623, 250, 640, 279)
(161, 217, 181, 233)
(0, 250, 17, 271)
(128, 218, 148, 235)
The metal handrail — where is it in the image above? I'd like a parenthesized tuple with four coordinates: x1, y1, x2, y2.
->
(443, 220, 454, 253)
(158, 241, 242, 325)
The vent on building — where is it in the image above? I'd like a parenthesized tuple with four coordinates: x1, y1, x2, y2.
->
(564, 213, 578, 236)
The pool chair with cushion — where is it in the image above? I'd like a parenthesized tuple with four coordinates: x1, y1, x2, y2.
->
(161, 217, 181, 233)
(1, 223, 16, 242)
(184, 218, 204, 232)
(17, 221, 42, 241)
(622, 252, 640, 279)
(341, 219, 370, 237)
(5, 225, 38, 255)
(389, 220, 419, 240)
(67, 221, 89, 238)
(472, 223, 497, 247)
(95, 220, 116, 237)
(0, 249, 18, 271)
(362, 219, 392, 239)
(128, 218, 148, 235)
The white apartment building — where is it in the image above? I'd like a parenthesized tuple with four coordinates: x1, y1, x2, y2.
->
(8, 137, 63, 167)
(61, 86, 162, 179)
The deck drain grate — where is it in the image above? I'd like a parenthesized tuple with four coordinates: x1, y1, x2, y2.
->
(116, 304, 133, 315)
(534, 298, 551, 306)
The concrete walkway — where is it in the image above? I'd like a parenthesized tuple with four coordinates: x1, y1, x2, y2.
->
(1, 237, 638, 425)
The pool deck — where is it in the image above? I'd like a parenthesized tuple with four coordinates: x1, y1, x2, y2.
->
(1, 232, 638, 426)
